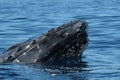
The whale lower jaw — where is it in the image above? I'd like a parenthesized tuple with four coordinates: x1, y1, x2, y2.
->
(0, 20, 88, 63)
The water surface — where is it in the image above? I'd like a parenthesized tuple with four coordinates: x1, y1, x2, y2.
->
(0, 0, 120, 80)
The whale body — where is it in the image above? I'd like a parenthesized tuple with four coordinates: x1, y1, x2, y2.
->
(0, 20, 88, 63)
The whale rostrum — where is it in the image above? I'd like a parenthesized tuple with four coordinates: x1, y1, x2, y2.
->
(0, 20, 88, 63)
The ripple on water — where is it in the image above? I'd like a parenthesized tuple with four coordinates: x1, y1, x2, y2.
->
(0, 0, 120, 80)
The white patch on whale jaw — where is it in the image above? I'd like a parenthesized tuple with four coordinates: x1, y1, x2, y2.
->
(13, 59, 20, 63)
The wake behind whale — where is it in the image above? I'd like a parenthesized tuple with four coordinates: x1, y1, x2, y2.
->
(0, 20, 88, 64)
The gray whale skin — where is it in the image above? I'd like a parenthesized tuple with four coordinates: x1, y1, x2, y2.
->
(0, 20, 88, 63)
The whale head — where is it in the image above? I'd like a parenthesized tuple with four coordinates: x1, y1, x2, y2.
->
(0, 20, 88, 64)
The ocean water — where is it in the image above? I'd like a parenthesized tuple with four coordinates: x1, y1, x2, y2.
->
(0, 0, 120, 80)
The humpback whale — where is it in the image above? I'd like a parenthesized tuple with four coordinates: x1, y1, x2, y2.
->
(0, 20, 88, 63)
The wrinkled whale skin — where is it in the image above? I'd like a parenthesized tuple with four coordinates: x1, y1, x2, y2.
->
(0, 20, 88, 63)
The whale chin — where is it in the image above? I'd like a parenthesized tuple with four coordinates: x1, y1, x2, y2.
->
(0, 20, 88, 64)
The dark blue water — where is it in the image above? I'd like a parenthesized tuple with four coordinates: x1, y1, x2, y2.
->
(0, 0, 120, 80)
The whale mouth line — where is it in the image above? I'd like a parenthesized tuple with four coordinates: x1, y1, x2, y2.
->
(0, 20, 89, 64)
